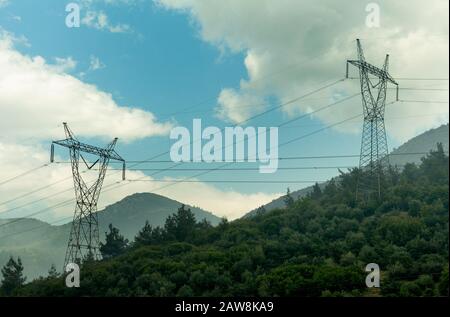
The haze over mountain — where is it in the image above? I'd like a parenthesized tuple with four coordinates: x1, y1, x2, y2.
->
(244, 123, 449, 218)
(0, 193, 219, 280)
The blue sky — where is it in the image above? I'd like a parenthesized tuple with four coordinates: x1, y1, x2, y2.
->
(0, 0, 448, 220)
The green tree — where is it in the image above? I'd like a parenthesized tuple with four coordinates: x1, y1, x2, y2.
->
(99, 224, 129, 259)
(177, 285, 194, 297)
(438, 265, 449, 296)
(134, 221, 165, 246)
(284, 188, 294, 208)
(421, 143, 449, 184)
(255, 206, 266, 216)
(165, 205, 197, 241)
(0, 256, 26, 296)
(310, 183, 322, 200)
(47, 264, 59, 279)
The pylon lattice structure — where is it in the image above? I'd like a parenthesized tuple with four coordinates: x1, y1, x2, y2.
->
(346, 39, 399, 201)
(51, 123, 125, 268)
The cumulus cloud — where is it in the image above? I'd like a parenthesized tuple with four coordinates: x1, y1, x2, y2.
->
(82, 10, 131, 33)
(0, 30, 172, 142)
(215, 88, 265, 123)
(156, 0, 449, 142)
(51, 57, 77, 73)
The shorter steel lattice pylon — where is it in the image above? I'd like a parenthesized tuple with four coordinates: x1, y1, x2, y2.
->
(51, 123, 125, 268)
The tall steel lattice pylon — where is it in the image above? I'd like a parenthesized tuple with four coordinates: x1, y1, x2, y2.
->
(51, 123, 125, 268)
(346, 39, 399, 201)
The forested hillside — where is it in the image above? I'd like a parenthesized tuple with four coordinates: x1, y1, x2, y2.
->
(5, 144, 449, 297)
(245, 124, 449, 218)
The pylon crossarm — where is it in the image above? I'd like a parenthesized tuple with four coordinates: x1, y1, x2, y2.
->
(347, 60, 397, 85)
(52, 140, 124, 162)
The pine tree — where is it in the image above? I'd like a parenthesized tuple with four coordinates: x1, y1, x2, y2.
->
(0, 256, 26, 296)
(283, 187, 294, 208)
(134, 221, 165, 246)
(256, 205, 266, 216)
(165, 205, 197, 241)
(134, 220, 153, 246)
(47, 264, 59, 279)
(310, 183, 322, 200)
(99, 224, 129, 259)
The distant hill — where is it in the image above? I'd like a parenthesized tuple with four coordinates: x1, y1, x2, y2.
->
(62, 192, 220, 241)
(244, 123, 449, 218)
(390, 124, 449, 166)
(0, 193, 220, 280)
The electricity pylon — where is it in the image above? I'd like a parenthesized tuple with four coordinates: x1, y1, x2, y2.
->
(51, 123, 125, 267)
(346, 39, 398, 201)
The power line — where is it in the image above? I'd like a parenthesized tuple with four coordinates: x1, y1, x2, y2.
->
(0, 199, 74, 229)
(2, 150, 437, 217)
(0, 175, 73, 207)
(395, 78, 449, 81)
(281, 112, 450, 129)
(0, 186, 75, 217)
(114, 166, 360, 172)
(348, 77, 449, 81)
(0, 164, 49, 187)
(0, 215, 74, 239)
(390, 87, 449, 91)
(158, 87, 448, 118)
(399, 99, 449, 104)
(157, 48, 356, 119)
(52, 151, 447, 165)
(54, 94, 361, 167)
(85, 106, 400, 211)
(128, 179, 326, 184)
(71, 94, 363, 197)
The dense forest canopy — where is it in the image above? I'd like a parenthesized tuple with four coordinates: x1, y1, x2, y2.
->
(2, 144, 448, 297)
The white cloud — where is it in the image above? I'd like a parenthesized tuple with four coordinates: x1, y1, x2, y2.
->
(89, 55, 105, 71)
(215, 88, 265, 123)
(0, 0, 8, 8)
(51, 57, 77, 73)
(10, 15, 22, 22)
(159, 182, 281, 220)
(0, 30, 172, 142)
(82, 10, 131, 33)
(156, 0, 449, 142)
